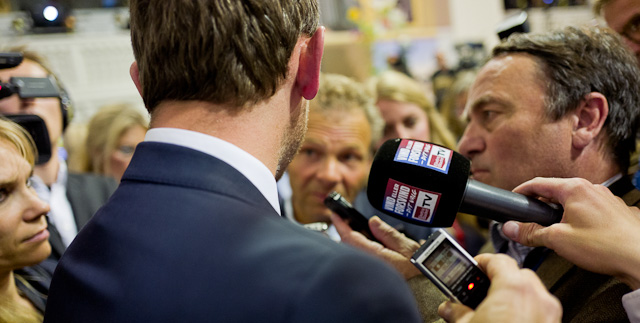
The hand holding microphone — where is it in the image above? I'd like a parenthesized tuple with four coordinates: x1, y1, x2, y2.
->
(367, 139, 563, 227)
(503, 177, 640, 290)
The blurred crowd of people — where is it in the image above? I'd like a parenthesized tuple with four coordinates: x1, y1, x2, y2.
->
(0, 0, 640, 322)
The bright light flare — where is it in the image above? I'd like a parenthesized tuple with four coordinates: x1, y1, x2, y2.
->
(43, 6, 59, 22)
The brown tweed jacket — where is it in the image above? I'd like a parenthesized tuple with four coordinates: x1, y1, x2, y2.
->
(536, 177, 640, 323)
(409, 176, 640, 323)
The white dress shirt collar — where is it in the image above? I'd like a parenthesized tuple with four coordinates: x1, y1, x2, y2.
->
(31, 160, 78, 247)
(144, 128, 281, 215)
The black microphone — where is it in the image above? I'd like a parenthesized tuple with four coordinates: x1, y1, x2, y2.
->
(367, 138, 563, 227)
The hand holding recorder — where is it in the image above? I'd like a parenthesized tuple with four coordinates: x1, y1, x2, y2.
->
(411, 229, 489, 309)
(437, 253, 562, 323)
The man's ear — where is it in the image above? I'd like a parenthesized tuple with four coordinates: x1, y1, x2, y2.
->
(296, 27, 325, 100)
(130, 61, 143, 97)
(572, 92, 609, 150)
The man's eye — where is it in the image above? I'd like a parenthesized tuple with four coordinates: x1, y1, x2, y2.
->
(0, 189, 8, 204)
(339, 152, 362, 163)
(629, 16, 640, 32)
(300, 148, 318, 158)
(482, 110, 497, 120)
(623, 15, 640, 41)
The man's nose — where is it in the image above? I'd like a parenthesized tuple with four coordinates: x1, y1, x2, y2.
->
(457, 123, 485, 159)
(316, 157, 341, 185)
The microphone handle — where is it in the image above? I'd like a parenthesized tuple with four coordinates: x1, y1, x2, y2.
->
(459, 179, 563, 226)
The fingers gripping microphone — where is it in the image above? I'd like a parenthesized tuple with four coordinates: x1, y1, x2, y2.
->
(367, 139, 563, 227)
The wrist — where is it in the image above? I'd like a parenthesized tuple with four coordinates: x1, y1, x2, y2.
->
(615, 247, 640, 290)
(618, 275, 640, 291)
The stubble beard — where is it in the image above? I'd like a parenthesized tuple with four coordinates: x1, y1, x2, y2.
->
(275, 99, 309, 181)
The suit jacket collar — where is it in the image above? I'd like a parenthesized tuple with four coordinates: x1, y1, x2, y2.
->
(122, 142, 278, 216)
(144, 128, 280, 214)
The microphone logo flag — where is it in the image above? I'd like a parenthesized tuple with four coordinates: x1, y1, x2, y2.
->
(383, 178, 442, 223)
(393, 139, 453, 174)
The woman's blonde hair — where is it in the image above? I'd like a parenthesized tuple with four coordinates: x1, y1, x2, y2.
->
(369, 70, 457, 149)
(0, 297, 42, 323)
(0, 121, 41, 322)
(82, 104, 149, 174)
(0, 118, 37, 166)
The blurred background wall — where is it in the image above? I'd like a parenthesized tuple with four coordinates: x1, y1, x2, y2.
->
(0, 0, 599, 123)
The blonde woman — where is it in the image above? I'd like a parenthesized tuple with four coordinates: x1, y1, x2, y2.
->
(0, 118, 52, 322)
(364, 71, 480, 245)
(369, 70, 457, 149)
(81, 104, 149, 181)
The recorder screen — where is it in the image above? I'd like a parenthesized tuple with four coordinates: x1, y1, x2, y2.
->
(423, 239, 471, 288)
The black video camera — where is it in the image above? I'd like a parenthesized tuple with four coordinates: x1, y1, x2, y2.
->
(0, 52, 56, 164)
(1, 52, 62, 100)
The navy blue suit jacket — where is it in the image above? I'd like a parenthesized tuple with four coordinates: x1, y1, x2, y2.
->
(44, 142, 421, 322)
(47, 172, 117, 260)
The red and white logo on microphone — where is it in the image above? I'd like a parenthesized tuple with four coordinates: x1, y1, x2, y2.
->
(383, 178, 441, 223)
(394, 139, 453, 174)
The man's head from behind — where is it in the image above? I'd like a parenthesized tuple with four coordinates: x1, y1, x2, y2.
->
(458, 26, 640, 191)
(287, 74, 383, 224)
(129, 0, 319, 113)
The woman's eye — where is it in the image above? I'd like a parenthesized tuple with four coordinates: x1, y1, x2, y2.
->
(117, 145, 136, 155)
(403, 117, 417, 128)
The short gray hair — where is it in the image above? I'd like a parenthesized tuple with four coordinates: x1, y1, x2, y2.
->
(309, 73, 383, 151)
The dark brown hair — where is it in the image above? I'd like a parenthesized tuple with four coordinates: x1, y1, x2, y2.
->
(493, 26, 640, 171)
(129, 0, 319, 112)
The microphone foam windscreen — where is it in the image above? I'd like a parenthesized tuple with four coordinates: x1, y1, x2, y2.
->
(367, 139, 471, 227)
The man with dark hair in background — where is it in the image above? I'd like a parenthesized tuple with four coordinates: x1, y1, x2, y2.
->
(336, 25, 640, 322)
(457, 26, 640, 322)
(43, 1, 422, 322)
